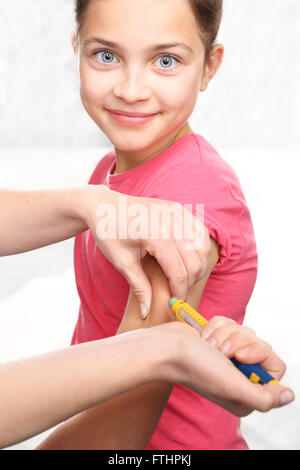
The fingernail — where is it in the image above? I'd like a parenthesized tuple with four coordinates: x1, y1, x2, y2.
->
(236, 347, 250, 357)
(140, 304, 148, 320)
(208, 337, 217, 348)
(280, 391, 294, 405)
(202, 328, 213, 340)
(220, 341, 231, 354)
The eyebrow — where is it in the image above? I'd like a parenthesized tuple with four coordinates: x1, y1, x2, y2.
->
(83, 37, 193, 54)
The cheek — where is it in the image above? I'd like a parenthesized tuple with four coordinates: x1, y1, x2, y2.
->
(157, 72, 200, 114)
(79, 63, 110, 105)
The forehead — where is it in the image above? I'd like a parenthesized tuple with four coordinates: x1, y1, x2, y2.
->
(79, 0, 203, 51)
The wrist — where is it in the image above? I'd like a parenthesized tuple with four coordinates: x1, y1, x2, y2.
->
(145, 323, 204, 387)
(142, 324, 185, 385)
(73, 185, 112, 231)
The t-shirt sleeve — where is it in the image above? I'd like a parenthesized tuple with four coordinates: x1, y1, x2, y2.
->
(143, 163, 247, 272)
(88, 153, 115, 185)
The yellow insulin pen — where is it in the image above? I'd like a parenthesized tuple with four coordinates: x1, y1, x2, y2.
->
(169, 298, 280, 385)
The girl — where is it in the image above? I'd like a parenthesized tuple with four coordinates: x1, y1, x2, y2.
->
(37, 0, 293, 450)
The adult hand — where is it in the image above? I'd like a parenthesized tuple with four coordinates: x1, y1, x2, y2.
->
(155, 321, 295, 417)
(80, 185, 211, 319)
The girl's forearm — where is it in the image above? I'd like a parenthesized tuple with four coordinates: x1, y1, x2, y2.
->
(0, 187, 101, 256)
(0, 327, 171, 449)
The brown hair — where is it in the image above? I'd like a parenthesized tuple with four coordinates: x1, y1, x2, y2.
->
(74, 0, 223, 60)
(188, 0, 223, 60)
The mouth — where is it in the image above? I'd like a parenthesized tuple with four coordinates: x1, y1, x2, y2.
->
(106, 109, 160, 127)
(107, 109, 159, 118)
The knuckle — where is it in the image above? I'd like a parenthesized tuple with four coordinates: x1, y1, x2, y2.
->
(197, 242, 211, 259)
(283, 360, 287, 374)
(166, 258, 188, 287)
(212, 315, 225, 325)
(145, 239, 166, 259)
(192, 260, 206, 282)
(280, 360, 287, 376)
(208, 316, 228, 331)
(261, 339, 272, 350)
(212, 315, 224, 323)
(213, 316, 234, 328)
(243, 326, 256, 336)
(231, 328, 254, 343)
(259, 394, 274, 413)
(211, 329, 226, 345)
(175, 271, 188, 286)
(189, 265, 202, 284)
(254, 388, 275, 413)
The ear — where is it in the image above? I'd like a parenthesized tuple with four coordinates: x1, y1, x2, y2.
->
(200, 44, 224, 92)
(71, 33, 78, 55)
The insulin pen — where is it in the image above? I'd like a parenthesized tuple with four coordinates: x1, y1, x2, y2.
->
(169, 297, 280, 385)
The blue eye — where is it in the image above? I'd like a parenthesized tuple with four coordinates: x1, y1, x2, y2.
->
(94, 50, 118, 64)
(155, 55, 179, 69)
(93, 50, 179, 69)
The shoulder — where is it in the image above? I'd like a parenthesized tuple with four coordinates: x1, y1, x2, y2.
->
(185, 135, 244, 196)
(143, 135, 254, 272)
(144, 134, 244, 206)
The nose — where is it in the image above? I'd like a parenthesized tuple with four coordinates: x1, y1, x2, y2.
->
(113, 66, 151, 103)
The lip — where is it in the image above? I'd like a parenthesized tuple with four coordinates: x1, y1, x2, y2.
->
(107, 109, 159, 127)
(107, 109, 159, 117)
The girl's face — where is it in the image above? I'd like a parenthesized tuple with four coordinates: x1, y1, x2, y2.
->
(73, 0, 223, 165)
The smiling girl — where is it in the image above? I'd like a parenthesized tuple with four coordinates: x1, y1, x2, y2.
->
(37, 0, 279, 450)
(74, 0, 223, 170)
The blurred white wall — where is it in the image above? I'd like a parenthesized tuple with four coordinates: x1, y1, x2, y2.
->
(202, 0, 300, 149)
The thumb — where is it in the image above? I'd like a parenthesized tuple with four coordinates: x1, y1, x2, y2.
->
(123, 261, 152, 319)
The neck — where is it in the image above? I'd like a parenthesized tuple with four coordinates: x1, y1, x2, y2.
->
(113, 123, 194, 175)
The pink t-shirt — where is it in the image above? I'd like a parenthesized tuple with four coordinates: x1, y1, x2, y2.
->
(72, 133, 258, 450)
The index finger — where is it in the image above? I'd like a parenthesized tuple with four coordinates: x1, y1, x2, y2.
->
(235, 342, 286, 382)
(151, 239, 188, 301)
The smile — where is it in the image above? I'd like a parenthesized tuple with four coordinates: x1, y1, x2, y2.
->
(106, 110, 159, 127)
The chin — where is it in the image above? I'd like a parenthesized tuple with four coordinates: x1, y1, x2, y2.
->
(107, 128, 161, 151)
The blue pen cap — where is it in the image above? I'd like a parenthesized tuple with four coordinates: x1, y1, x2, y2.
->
(231, 358, 276, 384)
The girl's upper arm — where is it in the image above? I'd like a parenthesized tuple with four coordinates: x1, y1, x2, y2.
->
(117, 238, 220, 333)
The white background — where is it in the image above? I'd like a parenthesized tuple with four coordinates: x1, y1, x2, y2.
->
(0, 0, 299, 450)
